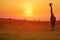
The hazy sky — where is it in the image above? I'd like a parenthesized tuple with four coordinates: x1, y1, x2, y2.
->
(0, 0, 60, 21)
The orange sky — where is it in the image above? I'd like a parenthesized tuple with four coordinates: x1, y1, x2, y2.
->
(0, 0, 60, 21)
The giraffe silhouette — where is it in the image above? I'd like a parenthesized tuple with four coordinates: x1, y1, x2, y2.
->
(49, 3, 56, 31)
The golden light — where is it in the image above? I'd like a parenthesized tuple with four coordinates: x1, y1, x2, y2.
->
(25, 10, 32, 17)
(26, 10, 30, 15)
(21, 2, 35, 18)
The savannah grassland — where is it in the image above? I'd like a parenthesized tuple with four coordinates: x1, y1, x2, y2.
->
(0, 18, 60, 40)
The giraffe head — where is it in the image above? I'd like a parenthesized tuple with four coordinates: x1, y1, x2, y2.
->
(49, 3, 52, 7)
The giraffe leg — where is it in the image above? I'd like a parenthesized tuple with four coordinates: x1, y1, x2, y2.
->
(51, 24, 55, 31)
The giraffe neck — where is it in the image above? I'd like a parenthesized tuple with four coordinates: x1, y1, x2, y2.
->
(50, 6, 54, 16)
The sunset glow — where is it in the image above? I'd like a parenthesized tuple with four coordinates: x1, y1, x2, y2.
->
(0, 0, 60, 21)
(26, 10, 31, 15)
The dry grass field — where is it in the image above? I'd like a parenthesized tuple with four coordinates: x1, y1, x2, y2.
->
(0, 18, 60, 40)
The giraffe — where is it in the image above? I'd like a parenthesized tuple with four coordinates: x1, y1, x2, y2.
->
(49, 3, 56, 31)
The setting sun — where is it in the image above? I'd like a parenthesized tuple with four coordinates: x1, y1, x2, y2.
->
(25, 10, 32, 17)
(26, 10, 31, 15)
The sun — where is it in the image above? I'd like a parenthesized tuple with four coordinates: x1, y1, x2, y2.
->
(26, 10, 30, 15)
(25, 10, 31, 16)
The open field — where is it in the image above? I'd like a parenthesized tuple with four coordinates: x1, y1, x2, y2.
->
(0, 18, 60, 40)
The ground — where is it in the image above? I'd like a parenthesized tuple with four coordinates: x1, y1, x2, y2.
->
(0, 18, 60, 40)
